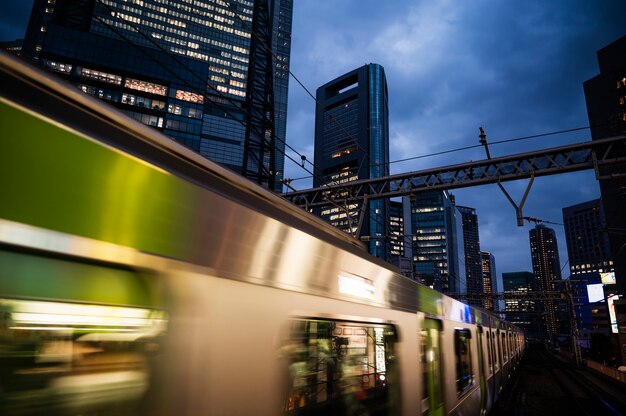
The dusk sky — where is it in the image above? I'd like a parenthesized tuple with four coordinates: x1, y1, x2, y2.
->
(2, 1, 625, 280)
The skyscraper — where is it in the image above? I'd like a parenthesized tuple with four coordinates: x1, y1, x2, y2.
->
(313, 63, 389, 259)
(563, 199, 613, 277)
(583, 35, 626, 292)
(529, 224, 562, 340)
(403, 191, 465, 294)
(21, 0, 293, 191)
(457, 206, 483, 307)
(389, 200, 405, 259)
(503, 272, 539, 336)
(481, 251, 496, 310)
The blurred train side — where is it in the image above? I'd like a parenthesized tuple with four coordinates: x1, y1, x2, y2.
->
(0, 52, 524, 415)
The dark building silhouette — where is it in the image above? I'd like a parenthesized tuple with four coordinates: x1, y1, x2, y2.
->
(563, 199, 614, 277)
(503, 272, 539, 337)
(563, 199, 615, 348)
(583, 35, 626, 293)
(481, 251, 496, 310)
(457, 206, 483, 307)
(314, 63, 389, 259)
(529, 224, 562, 341)
(21, 0, 293, 192)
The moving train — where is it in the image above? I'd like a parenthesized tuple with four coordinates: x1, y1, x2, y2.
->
(0, 51, 524, 415)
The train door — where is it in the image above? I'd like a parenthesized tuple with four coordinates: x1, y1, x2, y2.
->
(419, 319, 444, 416)
(476, 327, 487, 415)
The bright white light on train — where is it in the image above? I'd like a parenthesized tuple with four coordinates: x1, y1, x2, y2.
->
(338, 274, 375, 300)
(4, 299, 163, 329)
(379, 375, 386, 381)
(428, 350, 435, 362)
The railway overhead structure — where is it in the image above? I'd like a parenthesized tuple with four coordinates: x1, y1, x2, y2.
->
(281, 134, 626, 228)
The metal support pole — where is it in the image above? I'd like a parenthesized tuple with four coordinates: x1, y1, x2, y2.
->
(564, 280, 583, 368)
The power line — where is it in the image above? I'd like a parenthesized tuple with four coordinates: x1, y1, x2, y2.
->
(286, 125, 593, 183)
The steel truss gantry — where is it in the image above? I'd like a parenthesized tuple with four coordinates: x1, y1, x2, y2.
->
(281, 135, 626, 211)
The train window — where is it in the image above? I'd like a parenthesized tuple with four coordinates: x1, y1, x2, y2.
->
(0, 249, 168, 414)
(486, 332, 493, 374)
(494, 331, 501, 371)
(501, 332, 508, 361)
(283, 318, 398, 415)
(454, 329, 474, 395)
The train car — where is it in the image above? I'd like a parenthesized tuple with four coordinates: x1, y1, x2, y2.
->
(0, 51, 524, 416)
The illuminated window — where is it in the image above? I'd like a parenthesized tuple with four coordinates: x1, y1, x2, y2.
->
(168, 104, 183, 115)
(176, 89, 204, 104)
(80, 67, 122, 85)
(284, 318, 397, 413)
(124, 78, 167, 96)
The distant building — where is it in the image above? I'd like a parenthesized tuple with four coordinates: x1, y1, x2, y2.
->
(562, 198, 615, 346)
(21, 0, 293, 191)
(389, 201, 405, 259)
(563, 199, 613, 277)
(529, 224, 562, 341)
(314, 63, 389, 259)
(403, 191, 466, 294)
(457, 206, 483, 307)
(0, 39, 22, 54)
(481, 251, 496, 310)
(583, 35, 626, 293)
(567, 274, 603, 347)
(503, 272, 540, 337)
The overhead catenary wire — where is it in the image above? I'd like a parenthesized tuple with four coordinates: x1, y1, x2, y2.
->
(286, 125, 593, 183)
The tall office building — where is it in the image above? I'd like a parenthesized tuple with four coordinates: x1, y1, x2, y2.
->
(583, 35, 626, 292)
(481, 251, 496, 310)
(457, 206, 483, 307)
(314, 63, 389, 259)
(389, 200, 405, 259)
(21, 0, 293, 191)
(403, 191, 466, 294)
(503, 272, 539, 337)
(563, 199, 614, 277)
(529, 224, 562, 340)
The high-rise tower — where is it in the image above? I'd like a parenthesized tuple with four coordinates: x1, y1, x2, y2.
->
(313, 63, 389, 259)
(503, 272, 539, 336)
(403, 191, 466, 294)
(563, 199, 613, 277)
(457, 206, 483, 307)
(21, 0, 293, 191)
(583, 35, 626, 292)
(529, 224, 562, 340)
(481, 251, 496, 310)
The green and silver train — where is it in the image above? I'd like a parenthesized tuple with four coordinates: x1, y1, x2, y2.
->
(0, 51, 524, 415)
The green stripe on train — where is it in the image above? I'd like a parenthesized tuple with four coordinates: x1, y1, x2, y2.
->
(0, 250, 164, 307)
(0, 99, 196, 259)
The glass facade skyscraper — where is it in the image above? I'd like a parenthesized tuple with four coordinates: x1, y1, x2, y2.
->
(529, 224, 562, 340)
(503, 272, 539, 337)
(481, 251, 496, 310)
(403, 191, 466, 294)
(21, 0, 292, 192)
(313, 63, 389, 259)
(457, 206, 483, 307)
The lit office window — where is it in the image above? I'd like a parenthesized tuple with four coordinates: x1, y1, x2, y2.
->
(176, 90, 204, 104)
(80, 67, 122, 85)
(124, 78, 167, 96)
